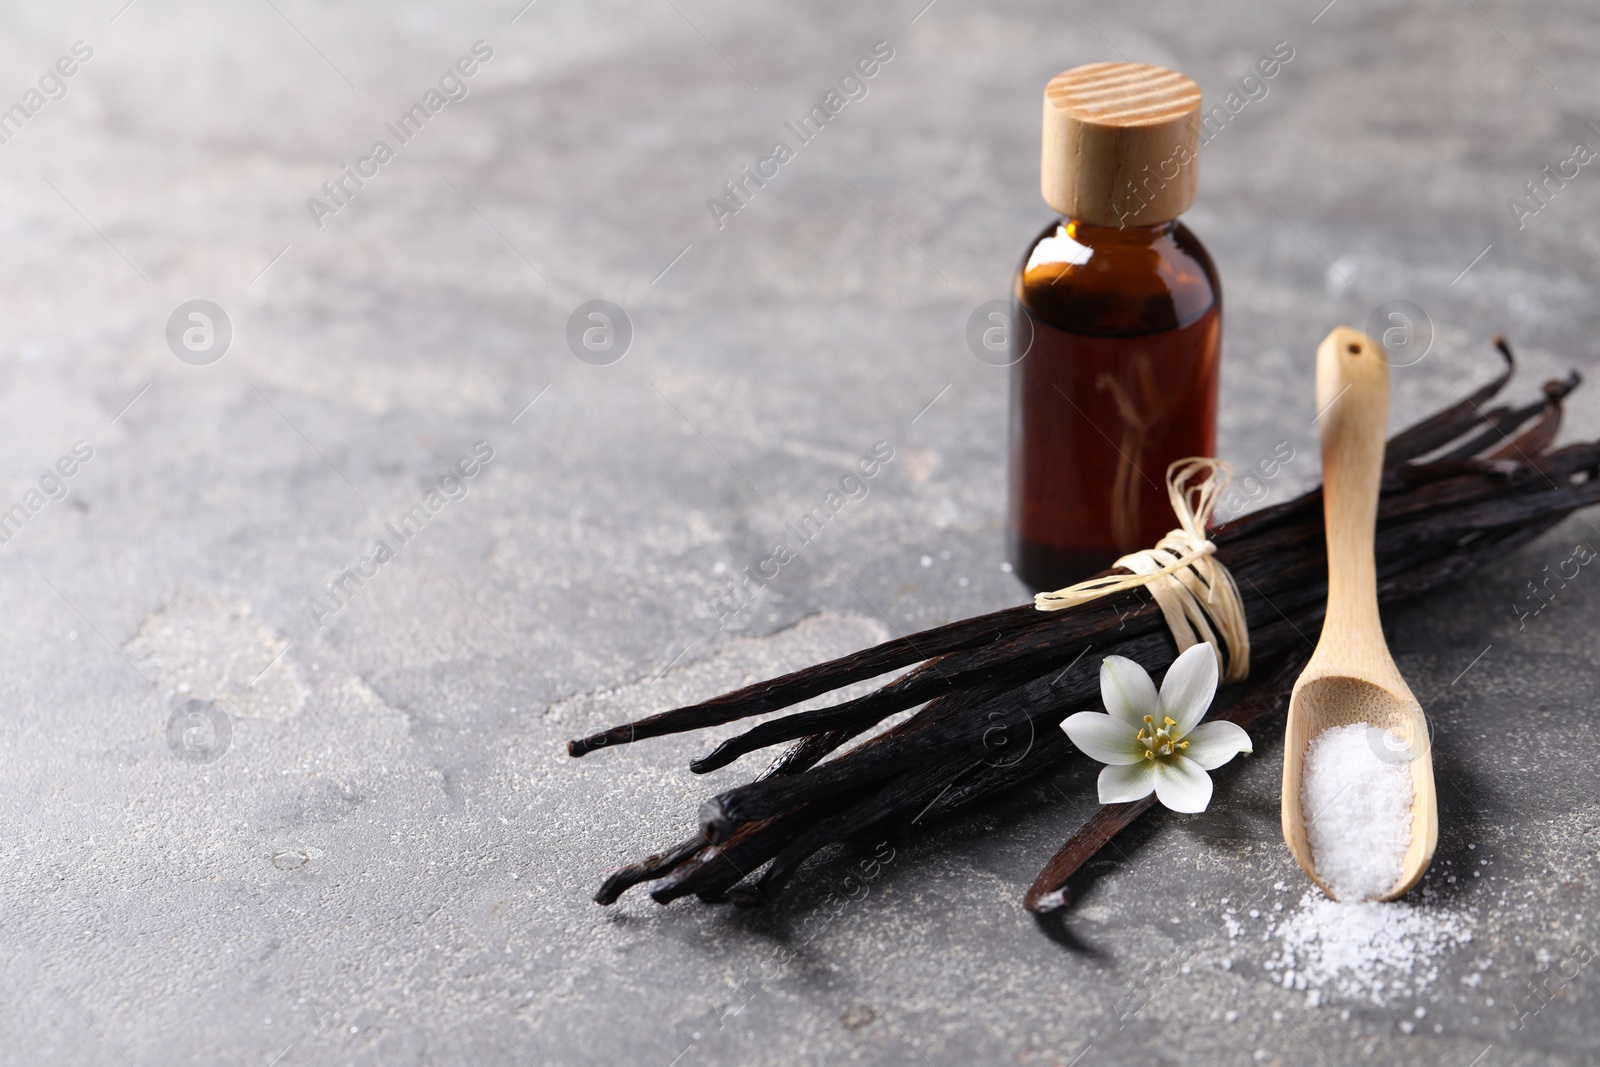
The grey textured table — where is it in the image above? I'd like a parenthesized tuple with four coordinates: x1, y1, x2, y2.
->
(1, 1, 1597, 1064)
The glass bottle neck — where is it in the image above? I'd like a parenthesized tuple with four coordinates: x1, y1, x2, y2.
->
(1063, 217, 1177, 244)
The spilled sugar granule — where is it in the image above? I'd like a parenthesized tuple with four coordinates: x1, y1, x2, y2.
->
(1301, 723, 1414, 901)
(1265, 890, 1473, 1006)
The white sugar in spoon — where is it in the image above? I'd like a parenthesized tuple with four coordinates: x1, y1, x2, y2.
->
(1280, 327, 1438, 902)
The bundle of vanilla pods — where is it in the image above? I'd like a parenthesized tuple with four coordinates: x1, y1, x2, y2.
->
(568, 341, 1596, 912)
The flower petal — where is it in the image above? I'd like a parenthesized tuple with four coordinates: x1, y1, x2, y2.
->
(1152, 755, 1213, 813)
(1097, 761, 1157, 804)
(1100, 655, 1159, 727)
(1160, 643, 1219, 737)
(1181, 720, 1253, 770)
(1061, 711, 1145, 765)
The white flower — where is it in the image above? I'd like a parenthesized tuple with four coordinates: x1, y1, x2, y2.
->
(1060, 643, 1252, 813)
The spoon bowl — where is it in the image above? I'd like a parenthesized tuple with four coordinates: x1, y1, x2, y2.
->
(1280, 327, 1439, 902)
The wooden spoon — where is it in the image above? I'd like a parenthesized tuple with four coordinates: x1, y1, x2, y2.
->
(1280, 326, 1438, 901)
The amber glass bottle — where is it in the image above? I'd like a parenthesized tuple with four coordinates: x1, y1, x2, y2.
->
(1008, 63, 1220, 591)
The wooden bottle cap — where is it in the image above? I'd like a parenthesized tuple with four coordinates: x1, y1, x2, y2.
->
(1041, 62, 1203, 227)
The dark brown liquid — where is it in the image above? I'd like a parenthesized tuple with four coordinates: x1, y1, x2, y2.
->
(1008, 218, 1221, 591)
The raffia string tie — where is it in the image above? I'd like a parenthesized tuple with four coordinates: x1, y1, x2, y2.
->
(1034, 457, 1250, 682)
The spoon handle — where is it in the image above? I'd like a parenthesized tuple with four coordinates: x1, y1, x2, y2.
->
(1314, 327, 1391, 663)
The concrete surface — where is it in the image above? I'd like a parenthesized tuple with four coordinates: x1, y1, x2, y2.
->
(1, 1, 1597, 1064)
